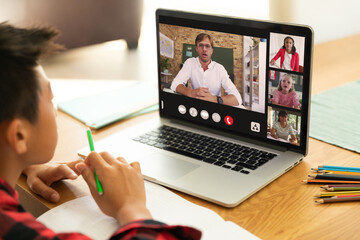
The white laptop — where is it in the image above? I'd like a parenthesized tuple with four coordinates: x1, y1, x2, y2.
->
(79, 9, 313, 207)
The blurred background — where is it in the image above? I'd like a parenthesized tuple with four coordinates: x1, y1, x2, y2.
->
(1, 0, 359, 81)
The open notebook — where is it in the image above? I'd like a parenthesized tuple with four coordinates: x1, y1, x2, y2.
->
(37, 181, 259, 240)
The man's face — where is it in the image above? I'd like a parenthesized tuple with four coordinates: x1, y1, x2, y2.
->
(27, 66, 58, 164)
(195, 37, 213, 63)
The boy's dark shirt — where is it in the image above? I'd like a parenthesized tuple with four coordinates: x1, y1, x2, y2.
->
(0, 177, 201, 240)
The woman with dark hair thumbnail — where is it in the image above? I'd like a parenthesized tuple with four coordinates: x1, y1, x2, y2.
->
(270, 36, 299, 72)
(270, 110, 298, 144)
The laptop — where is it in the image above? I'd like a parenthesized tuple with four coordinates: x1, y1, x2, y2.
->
(78, 9, 313, 207)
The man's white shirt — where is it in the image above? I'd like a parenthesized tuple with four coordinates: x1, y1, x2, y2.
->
(170, 57, 243, 108)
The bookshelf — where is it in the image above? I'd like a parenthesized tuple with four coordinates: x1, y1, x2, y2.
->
(243, 42, 266, 113)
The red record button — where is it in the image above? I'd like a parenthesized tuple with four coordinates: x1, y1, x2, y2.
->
(224, 116, 233, 125)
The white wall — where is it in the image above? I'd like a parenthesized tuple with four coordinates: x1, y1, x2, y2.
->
(139, 0, 269, 50)
(138, 0, 269, 80)
(0, 0, 27, 24)
(2, 0, 359, 44)
(269, 0, 360, 43)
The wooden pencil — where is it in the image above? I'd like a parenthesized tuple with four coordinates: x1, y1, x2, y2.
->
(302, 179, 360, 184)
(332, 194, 360, 198)
(325, 186, 360, 191)
(315, 196, 360, 204)
(322, 170, 360, 176)
(315, 165, 360, 173)
(308, 173, 360, 181)
(321, 184, 360, 189)
(314, 191, 360, 198)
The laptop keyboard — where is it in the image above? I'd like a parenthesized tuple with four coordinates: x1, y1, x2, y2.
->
(133, 125, 277, 174)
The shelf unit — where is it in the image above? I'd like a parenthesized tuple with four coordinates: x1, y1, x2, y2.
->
(243, 42, 266, 113)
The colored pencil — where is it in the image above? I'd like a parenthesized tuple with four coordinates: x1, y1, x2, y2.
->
(314, 191, 360, 198)
(308, 173, 360, 181)
(87, 129, 104, 195)
(324, 187, 360, 191)
(315, 196, 360, 204)
(302, 179, 360, 184)
(332, 194, 360, 198)
(321, 170, 360, 176)
(314, 165, 360, 173)
(321, 184, 360, 189)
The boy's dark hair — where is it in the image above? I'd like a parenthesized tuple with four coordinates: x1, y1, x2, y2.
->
(0, 22, 61, 124)
(195, 33, 213, 48)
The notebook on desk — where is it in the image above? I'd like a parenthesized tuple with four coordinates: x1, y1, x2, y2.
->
(57, 82, 158, 129)
(79, 9, 313, 207)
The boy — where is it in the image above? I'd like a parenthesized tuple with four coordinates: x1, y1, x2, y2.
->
(0, 23, 201, 239)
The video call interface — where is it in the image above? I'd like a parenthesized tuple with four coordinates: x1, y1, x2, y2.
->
(158, 16, 308, 150)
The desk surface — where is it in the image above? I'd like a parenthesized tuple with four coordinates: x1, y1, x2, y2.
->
(17, 34, 360, 240)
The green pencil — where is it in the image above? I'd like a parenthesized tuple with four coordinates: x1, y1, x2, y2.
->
(86, 129, 104, 195)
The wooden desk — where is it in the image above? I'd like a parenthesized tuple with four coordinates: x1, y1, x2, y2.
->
(17, 34, 360, 239)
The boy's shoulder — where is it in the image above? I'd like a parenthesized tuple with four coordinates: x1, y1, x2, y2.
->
(0, 177, 17, 200)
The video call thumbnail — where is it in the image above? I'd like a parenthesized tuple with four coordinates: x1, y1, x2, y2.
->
(268, 70, 303, 110)
(269, 33, 305, 73)
(267, 106, 301, 146)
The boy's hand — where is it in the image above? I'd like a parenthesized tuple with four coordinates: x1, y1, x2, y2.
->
(76, 152, 152, 225)
(23, 160, 82, 203)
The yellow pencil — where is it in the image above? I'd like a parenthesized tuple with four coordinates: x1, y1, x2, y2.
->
(314, 191, 360, 198)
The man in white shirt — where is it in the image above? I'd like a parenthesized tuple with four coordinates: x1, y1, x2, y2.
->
(170, 33, 243, 108)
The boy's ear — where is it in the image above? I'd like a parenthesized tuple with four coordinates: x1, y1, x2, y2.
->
(6, 119, 30, 154)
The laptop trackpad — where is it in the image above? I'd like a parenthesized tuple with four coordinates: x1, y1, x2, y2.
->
(140, 153, 200, 180)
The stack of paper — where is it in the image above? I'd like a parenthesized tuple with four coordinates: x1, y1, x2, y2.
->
(38, 181, 259, 240)
(57, 82, 159, 129)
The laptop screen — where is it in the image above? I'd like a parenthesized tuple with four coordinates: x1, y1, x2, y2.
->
(156, 9, 313, 155)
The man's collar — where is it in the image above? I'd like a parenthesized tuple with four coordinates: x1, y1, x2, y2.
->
(196, 57, 214, 69)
